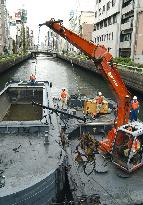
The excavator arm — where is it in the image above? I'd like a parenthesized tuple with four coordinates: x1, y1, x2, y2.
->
(39, 19, 130, 152)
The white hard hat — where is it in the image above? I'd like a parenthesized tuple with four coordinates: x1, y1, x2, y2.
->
(133, 96, 137, 100)
(98, 92, 102, 96)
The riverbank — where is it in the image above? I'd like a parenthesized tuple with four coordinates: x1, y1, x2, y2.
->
(0, 53, 31, 74)
(57, 53, 143, 94)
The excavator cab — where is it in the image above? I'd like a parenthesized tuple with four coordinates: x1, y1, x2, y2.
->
(112, 121, 143, 172)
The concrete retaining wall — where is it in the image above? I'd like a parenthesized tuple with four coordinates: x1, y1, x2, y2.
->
(57, 54, 143, 94)
(0, 164, 65, 205)
(117, 67, 143, 93)
(0, 54, 31, 74)
(0, 91, 10, 122)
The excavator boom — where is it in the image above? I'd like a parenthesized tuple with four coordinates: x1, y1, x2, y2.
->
(40, 19, 131, 152)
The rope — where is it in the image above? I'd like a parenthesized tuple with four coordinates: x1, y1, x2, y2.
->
(69, 59, 83, 109)
(37, 26, 41, 51)
(34, 27, 41, 76)
(70, 59, 81, 98)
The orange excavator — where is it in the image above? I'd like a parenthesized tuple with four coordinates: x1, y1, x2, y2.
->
(39, 19, 143, 172)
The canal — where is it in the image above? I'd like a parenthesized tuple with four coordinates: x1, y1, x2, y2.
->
(0, 54, 143, 120)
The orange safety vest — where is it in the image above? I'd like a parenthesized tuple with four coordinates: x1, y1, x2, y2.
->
(60, 91, 67, 98)
(30, 75, 36, 80)
(97, 96, 103, 104)
(131, 101, 139, 110)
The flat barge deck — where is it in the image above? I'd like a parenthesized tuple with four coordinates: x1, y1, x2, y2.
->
(0, 81, 65, 205)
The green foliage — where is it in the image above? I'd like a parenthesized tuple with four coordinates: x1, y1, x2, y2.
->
(66, 52, 89, 60)
(0, 53, 27, 63)
(113, 57, 143, 69)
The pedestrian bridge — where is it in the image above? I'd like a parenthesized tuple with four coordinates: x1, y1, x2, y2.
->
(29, 49, 57, 56)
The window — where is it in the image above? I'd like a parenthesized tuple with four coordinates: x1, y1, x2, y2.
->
(109, 33, 111, 40)
(97, 36, 99, 42)
(94, 24, 96, 31)
(103, 5, 105, 13)
(102, 35, 104, 41)
(120, 33, 131, 42)
(95, 12, 97, 18)
(100, 36, 102, 41)
(112, 32, 113, 40)
(97, 24, 99, 30)
(107, 34, 109, 40)
(108, 17, 112, 25)
(104, 19, 108, 27)
(104, 35, 106, 41)
(122, 0, 133, 8)
(107, 1, 110, 10)
(99, 8, 101, 16)
(112, 0, 116, 6)
(95, 38, 96, 43)
(99, 0, 101, 3)
(124, 34, 131, 41)
(113, 15, 117, 23)
(100, 21, 103, 29)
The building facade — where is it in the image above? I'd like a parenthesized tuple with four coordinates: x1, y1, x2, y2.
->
(92, 0, 121, 57)
(66, 10, 95, 53)
(92, 0, 143, 62)
(120, 0, 136, 58)
(9, 8, 33, 53)
(78, 11, 95, 41)
(132, 0, 143, 63)
(0, 0, 9, 54)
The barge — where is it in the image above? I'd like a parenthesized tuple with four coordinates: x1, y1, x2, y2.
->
(0, 81, 65, 205)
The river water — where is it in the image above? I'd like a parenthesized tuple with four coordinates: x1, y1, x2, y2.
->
(0, 54, 142, 120)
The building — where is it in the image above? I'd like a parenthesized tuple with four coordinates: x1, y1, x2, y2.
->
(78, 11, 95, 41)
(134, 1, 143, 63)
(92, 0, 121, 57)
(0, 0, 9, 54)
(67, 10, 95, 53)
(29, 30, 34, 50)
(120, 0, 137, 59)
(118, 0, 143, 62)
(9, 8, 33, 53)
(93, 0, 143, 63)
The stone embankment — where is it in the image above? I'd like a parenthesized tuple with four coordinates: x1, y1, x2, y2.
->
(57, 54, 143, 94)
(0, 54, 31, 74)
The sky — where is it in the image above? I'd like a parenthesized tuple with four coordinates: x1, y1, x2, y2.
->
(6, 0, 95, 43)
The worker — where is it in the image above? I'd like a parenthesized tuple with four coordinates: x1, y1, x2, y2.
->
(30, 73, 36, 85)
(124, 136, 133, 157)
(130, 96, 139, 122)
(60, 88, 69, 109)
(96, 91, 104, 113)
